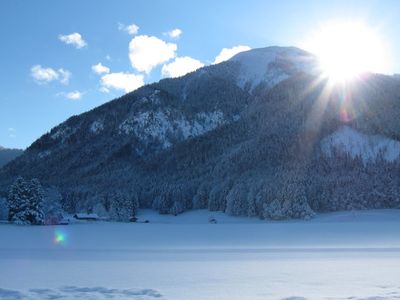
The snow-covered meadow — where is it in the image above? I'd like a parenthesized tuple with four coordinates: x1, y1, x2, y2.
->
(1, 209, 400, 300)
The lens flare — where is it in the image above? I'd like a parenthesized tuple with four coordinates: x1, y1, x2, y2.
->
(54, 230, 66, 245)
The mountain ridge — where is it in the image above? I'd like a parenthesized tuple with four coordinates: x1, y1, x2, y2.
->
(0, 146, 23, 168)
(1, 46, 400, 219)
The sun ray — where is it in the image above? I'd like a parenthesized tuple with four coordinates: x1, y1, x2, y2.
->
(302, 21, 389, 83)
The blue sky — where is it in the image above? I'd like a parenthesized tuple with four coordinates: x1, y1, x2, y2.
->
(1, 0, 399, 149)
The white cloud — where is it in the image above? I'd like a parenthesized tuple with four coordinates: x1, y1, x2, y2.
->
(213, 45, 251, 64)
(31, 65, 71, 85)
(8, 128, 16, 138)
(58, 32, 87, 49)
(118, 23, 139, 35)
(58, 69, 71, 85)
(31, 65, 58, 83)
(166, 28, 182, 39)
(129, 35, 177, 74)
(100, 72, 144, 93)
(65, 91, 82, 100)
(99, 86, 110, 93)
(162, 56, 204, 78)
(92, 63, 110, 75)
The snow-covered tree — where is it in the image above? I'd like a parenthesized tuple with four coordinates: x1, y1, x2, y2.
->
(192, 182, 209, 209)
(170, 201, 184, 216)
(42, 186, 64, 225)
(7, 177, 45, 225)
(208, 179, 232, 212)
(8, 176, 30, 224)
(225, 182, 248, 216)
(263, 199, 285, 220)
(26, 179, 45, 225)
(246, 185, 257, 217)
(0, 197, 8, 221)
(109, 191, 139, 222)
(263, 171, 315, 220)
(92, 202, 109, 218)
(157, 191, 173, 214)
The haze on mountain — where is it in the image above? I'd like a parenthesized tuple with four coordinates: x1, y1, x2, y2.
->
(1, 46, 400, 219)
(0, 146, 23, 168)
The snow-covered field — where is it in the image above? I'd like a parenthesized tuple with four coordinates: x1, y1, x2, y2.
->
(1, 209, 400, 300)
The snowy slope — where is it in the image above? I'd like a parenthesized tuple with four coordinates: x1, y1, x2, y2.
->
(118, 110, 227, 150)
(321, 125, 400, 163)
(230, 46, 318, 91)
(1, 210, 400, 299)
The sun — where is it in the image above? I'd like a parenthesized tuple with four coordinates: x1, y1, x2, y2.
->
(303, 21, 389, 83)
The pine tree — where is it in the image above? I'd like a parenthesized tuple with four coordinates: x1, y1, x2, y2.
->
(8, 177, 30, 224)
(158, 191, 172, 214)
(263, 171, 315, 220)
(263, 199, 285, 220)
(42, 186, 64, 224)
(246, 183, 259, 217)
(0, 197, 9, 221)
(25, 179, 45, 225)
(226, 182, 248, 216)
(130, 191, 140, 217)
(109, 191, 138, 222)
(7, 177, 45, 225)
(192, 182, 208, 209)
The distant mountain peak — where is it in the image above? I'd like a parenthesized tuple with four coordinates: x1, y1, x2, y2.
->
(229, 46, 318, 91)
(0, 146, 23, 168)
(1, 45, 399, 220)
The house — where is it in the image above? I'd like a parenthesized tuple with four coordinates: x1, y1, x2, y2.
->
(73, 213, 99, 221)
(58, 218, 70, 225)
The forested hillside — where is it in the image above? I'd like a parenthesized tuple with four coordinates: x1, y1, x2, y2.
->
(1, 46, 400, 220)
(0, 147, 23, 168)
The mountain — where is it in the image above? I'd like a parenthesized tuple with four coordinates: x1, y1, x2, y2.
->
(1, 46, 400, 219)
(230, 46, 319, 91)
(0, 146, 23, 168)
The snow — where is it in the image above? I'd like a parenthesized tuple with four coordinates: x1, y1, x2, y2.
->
(136, 209, 263, 224)
(119, 110, 226, 149)
(321, 125, 400, 163)
(140, 89, 161, 105)
(89, 120, 104, 134)
(37, 150, 51, 159)
(230, 46, 317, 91)
(50, 127, 68, 140)
(1, 209, 400, 299)
(180, 111, 226, 139)
(0, 287, 162, 299)
(50, 126, 76, 143)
